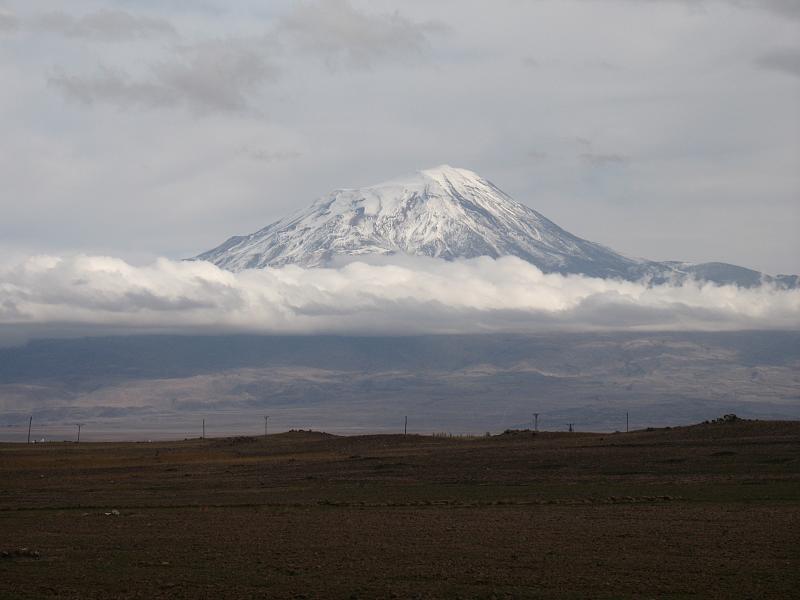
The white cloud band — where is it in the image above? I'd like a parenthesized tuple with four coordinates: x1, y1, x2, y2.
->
(0, 255, 797, 344)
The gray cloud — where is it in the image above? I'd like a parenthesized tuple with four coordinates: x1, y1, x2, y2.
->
(0, 255, 796, 345)
(757, 48, 800, 78)
(240, 147, 302, 163)
(575, 138, 629, 167)
(584, 60, 621, 71)
(280, 0, 446, 69)
(528, 150, 548, 161)
(0, 7, 17, 32)
(49, 66, 175, 109)
(731, 0, 800, 20)
(611, 0, 800, 20)
(48, 38, 278, 112)
(580, 153, 630, 167)
(43, 1, 443, 113)
(31, 9, 176, 41)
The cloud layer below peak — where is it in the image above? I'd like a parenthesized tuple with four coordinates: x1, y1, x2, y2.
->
(0, 255, 797, 345)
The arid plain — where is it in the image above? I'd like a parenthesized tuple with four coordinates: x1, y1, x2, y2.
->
(1, 419, 799, 599)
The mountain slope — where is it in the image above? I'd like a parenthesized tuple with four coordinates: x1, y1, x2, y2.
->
(195, 165, 648, 278)
(193, 165, 791, 286)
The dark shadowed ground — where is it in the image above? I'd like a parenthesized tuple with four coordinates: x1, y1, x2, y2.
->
(1, 419, 799, 599)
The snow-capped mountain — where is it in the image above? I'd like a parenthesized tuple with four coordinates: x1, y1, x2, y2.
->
(194, 165, 793, 287)
(195, 165, 644, 277)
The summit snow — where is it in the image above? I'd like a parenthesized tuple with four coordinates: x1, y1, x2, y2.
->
(193, 165, 794, 287)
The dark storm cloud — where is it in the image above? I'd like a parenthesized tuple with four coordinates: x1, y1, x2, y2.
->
(48, 38, 279, 112)
(757, 48, 800, 78)
(31, 9, 176, 41)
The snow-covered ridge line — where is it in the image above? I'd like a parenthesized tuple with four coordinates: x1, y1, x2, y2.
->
(193, 165, 797, 288)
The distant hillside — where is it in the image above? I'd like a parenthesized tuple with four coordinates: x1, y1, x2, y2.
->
(1, 332, 799, 438)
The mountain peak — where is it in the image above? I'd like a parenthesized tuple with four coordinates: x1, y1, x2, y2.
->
(348, 165, 487, 196)
(417, 165, 494, 194)
(193, 166, 640, 275)
(191, 167, 790, 287)
(420, 164, 481, 180)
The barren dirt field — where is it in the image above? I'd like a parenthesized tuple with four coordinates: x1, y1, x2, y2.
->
(1, 420, 799, 599)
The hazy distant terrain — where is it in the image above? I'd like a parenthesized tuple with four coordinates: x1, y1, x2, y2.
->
(1, 331, 798, 440)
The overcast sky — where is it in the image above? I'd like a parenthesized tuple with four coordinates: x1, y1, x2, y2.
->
(0, 0, 798, 274)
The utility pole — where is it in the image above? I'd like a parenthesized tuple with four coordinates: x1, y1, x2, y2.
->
(76, 424, 82, 443)
(533, 413, 539, 432)
(626, 412, 629, 433)
(568, 423, 574, 433)
(264, 415, 269, 438)
(404, 416, 408, 435)
(27, 416, 32, 444)
(202, 418, 205, 440)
